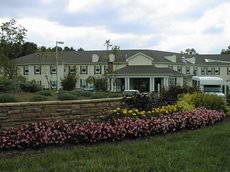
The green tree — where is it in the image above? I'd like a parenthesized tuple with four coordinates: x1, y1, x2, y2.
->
(64, 46, 76, 51)
(0, 19, 27, 59)
(221, 45, 230, 54)
(0, 19, 27, 79)
(183, 48, 198, 55)
(61, 74, 77, 90)
(20, 42, 38, 56)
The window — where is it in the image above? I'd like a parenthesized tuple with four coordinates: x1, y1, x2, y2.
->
(34, 65, 41, 75)
(193, 66, 198, 75)
(227, 67, 230, 75)
(169, 77, 176, 86)
(214, 67, 220, 75)
(50, 65, 56, 74)
(177, 66, 182, 73)
(104, 65, 108, 74)
(69, 65, 76, 74)
(80, 65, 87, 74)
(206, 67, 212, 75)
(50, 81, 57, 89)
(186, 66, 190, 74)
(94, 65, 101, 74)
(201, 67, 205, 75)
(23, 66, 29, 75)
(80, 79, 87, 88)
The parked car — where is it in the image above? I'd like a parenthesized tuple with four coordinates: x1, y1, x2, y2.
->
(122, 90, 140, 97)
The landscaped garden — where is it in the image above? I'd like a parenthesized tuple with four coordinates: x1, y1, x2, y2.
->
(0, 83, 230, 171)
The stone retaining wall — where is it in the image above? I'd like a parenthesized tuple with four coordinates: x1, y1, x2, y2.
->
(0, 98, 122, 128)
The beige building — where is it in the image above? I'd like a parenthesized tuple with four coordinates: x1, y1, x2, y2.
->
(15, 49, 230, 92)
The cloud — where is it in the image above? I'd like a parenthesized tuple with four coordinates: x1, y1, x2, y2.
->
(0, 0, 230, 53)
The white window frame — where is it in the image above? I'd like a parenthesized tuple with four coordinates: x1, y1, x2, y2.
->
(94, 65, 101, 74)
(69, 65, 76, 74)
(34, 65, 41, 75)
(80, 65, 87, 74)
(50, 65, 57, 74)
(23, 66, 29, 75)
(50, 81, 57, 89)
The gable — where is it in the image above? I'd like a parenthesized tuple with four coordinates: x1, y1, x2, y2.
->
(126, 52, 153, 66)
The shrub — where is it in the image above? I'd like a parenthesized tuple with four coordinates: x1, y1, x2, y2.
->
(20, 81, 42, 92)
(58, 92, 79, 100)
(31, 94, 48, 101)
(0, 94, 17, 103)
(160, 85, 197, 104)
(192, 92, 226, 112)
(121, 93, 168, 110)
(37, 90, 52, 96)
(0, 79, 20, 92)
(61, 74, 77, 91)
(176, 93, 195, 112)
(90, 92, 109, 99)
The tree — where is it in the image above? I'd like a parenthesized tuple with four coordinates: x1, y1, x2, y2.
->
(181, 48, 198, 55)
(0, 19, 27, 59)
(0, 19, 27, 79)
(64, 46, 76, 51)
(77, 47, 84, 51)
(221, 45, 230, 54)
(20, 42, 38, 56)
(61, 74, 77, 90)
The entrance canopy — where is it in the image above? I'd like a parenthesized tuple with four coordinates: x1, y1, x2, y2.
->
(108, 66, 184, 92)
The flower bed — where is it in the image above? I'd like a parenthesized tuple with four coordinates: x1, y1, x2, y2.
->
(0, 108, 226, 150)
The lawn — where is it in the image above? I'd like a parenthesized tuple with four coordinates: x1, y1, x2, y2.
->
(0, 119, 229, 172)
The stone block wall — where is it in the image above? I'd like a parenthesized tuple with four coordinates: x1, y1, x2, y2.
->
(0, 98, 122, 128)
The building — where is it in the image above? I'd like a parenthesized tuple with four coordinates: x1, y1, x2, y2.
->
(15, 49, 230, 92)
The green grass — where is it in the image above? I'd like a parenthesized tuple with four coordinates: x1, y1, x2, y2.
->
(0, 119, 230, 172)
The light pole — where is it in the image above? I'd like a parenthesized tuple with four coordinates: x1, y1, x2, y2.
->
(56, 41, 64, 91)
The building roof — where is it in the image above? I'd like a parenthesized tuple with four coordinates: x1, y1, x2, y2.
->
(112, 66, 183, 76)
(15, 49, 230, 65)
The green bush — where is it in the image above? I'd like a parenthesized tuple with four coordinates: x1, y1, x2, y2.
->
(31, 94, 48, 101)
(79, 91, 93, 97)
(0, 94, 17, 103)
(20, 81, 42, 92)
(90, 92, 108, 99)
(61, 74, 77, 91)
(192, 92, 226, 112)
(0, 79, 20, 92)
(160, 85, 197, 104)
(58, 92, 79, 100)
(176, 93, 195, 112)
(37, 90, 52, 96)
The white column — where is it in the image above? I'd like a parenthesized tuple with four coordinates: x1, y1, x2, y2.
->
(111, 78, 114, 92)
(164, 77, 169, 88)
(150, 77, 154, 92)
(125, 77, 130, 90)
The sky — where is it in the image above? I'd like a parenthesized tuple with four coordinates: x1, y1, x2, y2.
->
(0, 0, 230, 54)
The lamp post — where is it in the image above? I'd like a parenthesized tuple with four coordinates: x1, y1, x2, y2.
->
(56, 41, 64, 91)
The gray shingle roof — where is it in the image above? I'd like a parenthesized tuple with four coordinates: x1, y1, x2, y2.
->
(113, 66, 183, 76)
(15, 49, 230, 65)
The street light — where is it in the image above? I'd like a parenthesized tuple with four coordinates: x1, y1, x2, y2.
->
(56, 41, 64, 91)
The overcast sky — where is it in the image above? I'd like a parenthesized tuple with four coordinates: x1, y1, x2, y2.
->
(0, 0, 229, 54)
